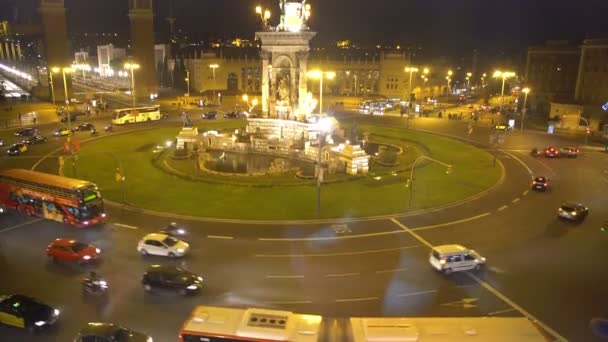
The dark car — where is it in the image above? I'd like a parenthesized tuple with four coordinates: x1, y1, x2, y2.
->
(531, 176, 549, 191)
(73, 123, 95, 132)
(74, 322, 151, 342)
(23, 135, 48, 145)
(60, 113, 77, 123)
(14, 127, 39, 137)
(141, 264, 203, 296)
(545, 146, 560, 158)
(557, 202, 589, 221)
(223, 111, 240, 119)
(7, 143, 28, 156)
(201, 111, 218, 120)
(0, 294, 60, 332)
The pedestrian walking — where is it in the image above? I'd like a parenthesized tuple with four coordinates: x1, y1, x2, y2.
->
(18, 112, 22, 121)
(33, 117, 37, 125)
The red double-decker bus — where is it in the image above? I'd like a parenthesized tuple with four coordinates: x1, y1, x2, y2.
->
(0, 169, 106, 227)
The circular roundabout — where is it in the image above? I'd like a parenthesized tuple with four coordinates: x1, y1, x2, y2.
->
(57, 119, 502, 221)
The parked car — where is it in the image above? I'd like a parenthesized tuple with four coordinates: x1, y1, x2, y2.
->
(22, 135, 48, 145)
(0, 294, 60, 332)
(14, 127, 39, 137)
(429, 244, 486, 274)
(136, 233, 189, 258)
(73, 322, 152, 342)
(141, 264, 203, 295)
(7, 143, 28, 156)
(559, 146, 579, 158)
(201, 111, 218, 120)
(53, 127, 71, 137)
(557, 202, 588, 222)
(46, 238, 101, 263)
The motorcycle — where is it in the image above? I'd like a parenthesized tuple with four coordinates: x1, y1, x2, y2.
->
(531, 148, 541, 157)
(82, 277, 108, 296)
(104, 125, 113, 132)
(159, 223, 187, 238)
(90, 129, 98, 136)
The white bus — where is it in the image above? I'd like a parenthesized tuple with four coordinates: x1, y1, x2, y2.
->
(179, 306, 322, 342)
(112, 105, 161, 125)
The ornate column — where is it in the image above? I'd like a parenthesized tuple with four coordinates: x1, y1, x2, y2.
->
(290, 65, 297, 120)
(260, 50, 270, 116)
(270, 62, 277, 118)
(297, 51, 309, 118)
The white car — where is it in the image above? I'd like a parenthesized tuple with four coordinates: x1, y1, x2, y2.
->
(429, 244, 486, 274)
(137, 233, 189, 258)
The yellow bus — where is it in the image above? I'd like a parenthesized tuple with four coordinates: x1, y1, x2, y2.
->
(112, 105, 161, 125)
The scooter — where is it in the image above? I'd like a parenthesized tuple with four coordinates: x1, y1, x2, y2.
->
(159, 224, 187, 238)
(104, 125, 113, 132)
(90, 129, 98, 136)
(530, 148, 541, 157)
(82, 277, 108, 296)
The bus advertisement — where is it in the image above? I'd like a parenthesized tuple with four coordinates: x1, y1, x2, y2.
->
(112, 105, 161, 125)
(0, 169, 106, 227)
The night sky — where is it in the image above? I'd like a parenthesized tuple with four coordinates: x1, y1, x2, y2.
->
(1, 0, 607, 54)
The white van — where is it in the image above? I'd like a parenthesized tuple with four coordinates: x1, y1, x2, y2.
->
(429, 244, 486, 274)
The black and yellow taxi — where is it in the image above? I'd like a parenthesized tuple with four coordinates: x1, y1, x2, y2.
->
(6, 143, 28, 156)
(0, 294, 60, 332)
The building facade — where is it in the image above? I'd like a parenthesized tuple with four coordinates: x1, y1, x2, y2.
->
(97, 44, 126, 75)
(574, 38, 608, 127)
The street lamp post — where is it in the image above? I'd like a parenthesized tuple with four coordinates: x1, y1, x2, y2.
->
(185, 69, 190, 98)
(54, 66, 76, 176)
(404, 66, 419, 128)
(316, 118, 332, 218)
(492, 70, 516, 116)
(580, 116, 591, 145)
(307, 70, 336, 114)
(124, 63, 140, 107)
(520, 87, 530, 131)
(445, 69, 453, 105)
(466, 72, 472, 90)
(49, 69, 56, 105)
(209, 63, 219, 104)
(255, 5, 272, 28)
(408, 156, 452, 208)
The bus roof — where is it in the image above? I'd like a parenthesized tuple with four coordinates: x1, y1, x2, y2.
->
(113, 105, 160, 112)
(181, 306, 322, 342)
(349, 317, 549, 342)
(0, 169, 92, 190)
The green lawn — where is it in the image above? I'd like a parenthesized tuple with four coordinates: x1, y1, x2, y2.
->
(62, 121, 502, 220)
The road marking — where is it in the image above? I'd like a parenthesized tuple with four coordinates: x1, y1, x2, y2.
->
(410, 213, 491, 232)
(511, 198, 520, 203)
(257, 229, 405, 242)
(207, 235, 234, 240)
(375, 267, 408, 274)
(466, 273, 566, 341)
(441, 297, 478, 309)
(390, 218, 432, 248)
(602, 176, 608, 184)
(335, 297, 378, 303)
(264, 300, 312, 305)
(487, 308, 517, 316)
(0, 219, 42, 233)
(390, 218, 566, 342)
(324, 272, 360, 278)
(265, 275, 304, 279)
(397, 290, 437, 298)
(503, 151, 533, 175)
(523, 190, 529, 196)
(113, 223, 139, 230)
(253, 245, 420, 258)
(498, 205, 508, 211)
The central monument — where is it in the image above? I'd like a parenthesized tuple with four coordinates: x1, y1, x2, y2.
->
(256, 0, 316, 120)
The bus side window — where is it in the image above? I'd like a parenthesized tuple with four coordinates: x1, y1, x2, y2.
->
(67, 207, 80, 217)
(8, 192, 18, 202)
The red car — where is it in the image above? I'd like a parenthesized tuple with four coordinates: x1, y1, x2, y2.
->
(545, 146, 560, 158)
(46, 239, 100, 263)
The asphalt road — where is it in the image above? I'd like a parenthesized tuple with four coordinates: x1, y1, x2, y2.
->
(0, 100, 607, 341)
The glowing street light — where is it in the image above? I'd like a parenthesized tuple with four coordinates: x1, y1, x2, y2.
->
(404, 66, 419, 128)
(306, 70, 336, 114)
(521, 87, 530, 131)
(209, 63, 219, 103)
(53, 66, 76, 175)
(255, 5, 271, 28)
(493, 70, 516, 115)
(124, 62, 140, 106)
(49, 68, 57, 105)
(185, 69, 190, 97)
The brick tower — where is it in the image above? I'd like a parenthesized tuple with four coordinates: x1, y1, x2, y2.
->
(39, 0, 71, 101)
(128, 0, 158, 101)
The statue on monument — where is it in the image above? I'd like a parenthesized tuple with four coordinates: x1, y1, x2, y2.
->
(278, 0, 310, 32)
(276, 76, 291, 105)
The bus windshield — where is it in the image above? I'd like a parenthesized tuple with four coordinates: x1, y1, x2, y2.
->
(113, 111, 127, 119)
(78, 186, 101, 202)
(78, 200, 103, 220)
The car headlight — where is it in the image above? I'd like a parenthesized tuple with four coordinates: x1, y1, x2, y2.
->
(95, 248, 101, 254)
(53, 309, 60, 316)
(197, 276, 203, 281)
(82, 255, 91, 260)
(35, 321, 46, 326)
(176, 248, 185, 253)
(439, 259, 446, 265)
(571, 212, 577, 216)
(99, 280, 107, 286)
(147, 337, 153, 342)
(187, 285, 198, 290)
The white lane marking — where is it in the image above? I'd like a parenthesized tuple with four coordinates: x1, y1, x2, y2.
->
(0, 219, 42, 233)
(207, 235, 234, 240)
(411, 213, 491, 232)
(523, 190, 529, 196)
(602, 177, 608, 184)
(511, 198, 520, 203)
(397, 290, 437, 298)
(265, 275, 305, 279)
(498, 205, 508, 211)
(503, 151, 533, 175)
(257, 229, 405, 242)
(390, 218, 432, 249)
(375, 267, 408, 274)
(390, 218, 566, 342)
(466, 273, 566, 341)
(324, 272, 360, 278)
(253, 245, 420, 258)
(113, 223, 139, 230)
(487, 308, 518, 316)
(335, 297, 379, 303)
(264, 300, 312, 305)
